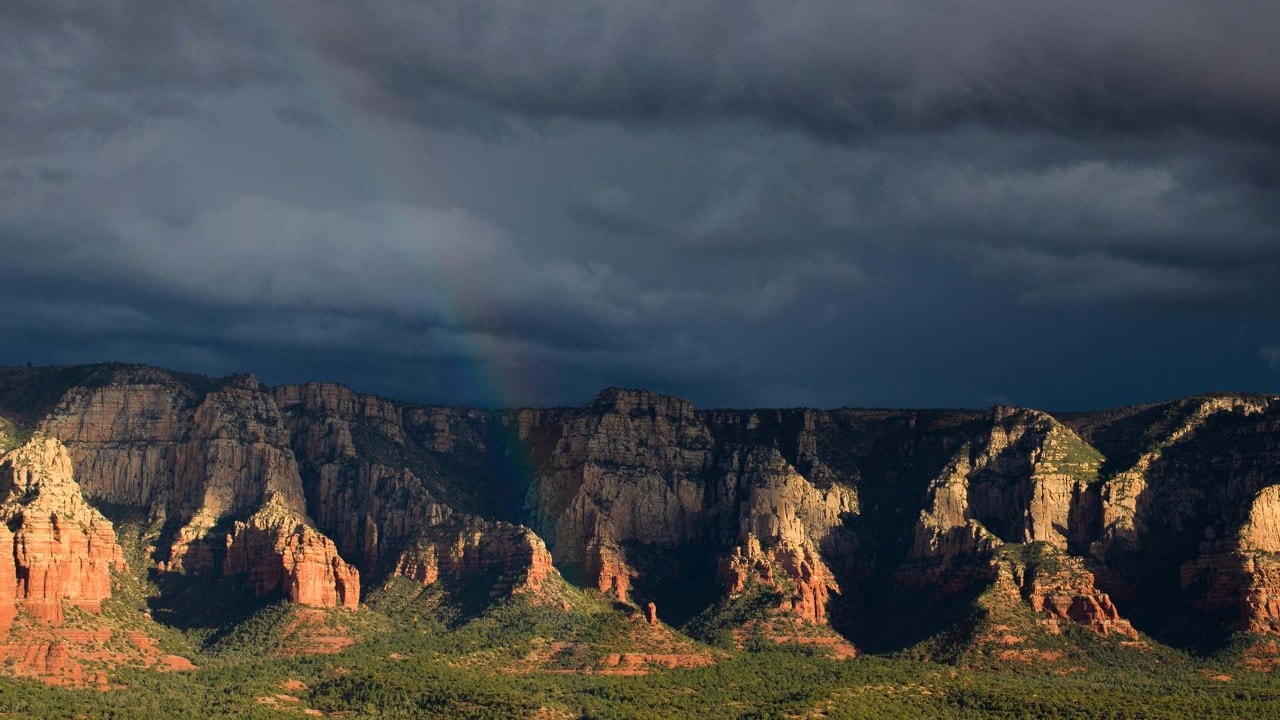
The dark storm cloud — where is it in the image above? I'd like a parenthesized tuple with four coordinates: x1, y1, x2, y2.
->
(0, 181, 864, 404)
(0, 1, 281, 153)
(286, 0, 1280, 141)
(0, 0, 1277, 409)
(278, 0, 1280, 309)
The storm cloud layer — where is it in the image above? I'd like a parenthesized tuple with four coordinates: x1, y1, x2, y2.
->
(1, 0, 1277, 409)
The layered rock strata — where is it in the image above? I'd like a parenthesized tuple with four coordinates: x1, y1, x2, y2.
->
(1, 363, 1279, 654)
(0, 435, 126, 627)
(36, 371, 361, 609)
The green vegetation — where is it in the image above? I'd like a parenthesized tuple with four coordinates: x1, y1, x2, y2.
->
(684, 585, 781, 648)
(0, 499, 1277, 718)
(1045, 423, 1106, 482)
(999, 540, 1069, 574)
(7, 532, 1279, 720)
(3, 628, 1280, 719)
(0, 416, 32, 452)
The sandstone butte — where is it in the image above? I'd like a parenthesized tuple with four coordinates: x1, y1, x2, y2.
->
(1, 364, 1280, 682)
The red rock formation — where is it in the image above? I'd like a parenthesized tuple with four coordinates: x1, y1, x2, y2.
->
(273, 382, 407, 443)
(715, 448, 853, 625)
(719, 536, 836, 624)
(48, 375, 310, 527)
(393, 545, 440, 587)
(0, 525, 16, 633)
(0, 436, 126, 625)
(510, 530, 555, 594)
(774, 545, 833, 624)
(393, 519, 557, 599)
(1092, 396, 1274, 551)
(1180, 551, 1280, 634)
(41, 372, 362, 611)
(0, 625, 194, 688)
(585, 538, 632, 601)
(274, 381, 484, 574)
(645, 602, 658, 627)
(1241, 555, 1280, 634)
(992, 546, 1137, 640)
(1021, 570, 1136, 639)
(912, 408, 1101, 559)
(1243, 486, 1280, 554)
(223, 499, 360, 609)
(1226, 486, 1280, 633)
(12, 363, 1280, 655)
(520, 389, 713, 600)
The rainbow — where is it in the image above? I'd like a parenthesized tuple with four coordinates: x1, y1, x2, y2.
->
(262, 6, 519, 413)
(261, 7, 539, 503)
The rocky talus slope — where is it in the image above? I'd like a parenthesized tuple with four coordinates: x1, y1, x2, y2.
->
(0, 364, 1278, 682)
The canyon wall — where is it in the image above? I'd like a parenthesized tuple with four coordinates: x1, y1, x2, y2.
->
(1, 364, 1279, 654)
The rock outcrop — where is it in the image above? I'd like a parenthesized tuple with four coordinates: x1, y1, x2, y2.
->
(393, 518, 555, 599)
(0, 435, 126, 626)
(912, 408, 1101, 560)
(997, 546, 1137, 640)
(715, 448, 855, 624)
(1173, 484, 1280, 635)
(1070, 396, 1280, 636)
(222, 497, 360, 608)
(1092, 396, 1273, 553)
(0, 524, 16, 632)
(521, 389, 712, 601)
(1241, 485, 1280, 554)
(898, 409, 1130, 640)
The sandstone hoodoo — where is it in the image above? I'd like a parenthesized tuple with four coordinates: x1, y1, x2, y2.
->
(1, 363, 1280, 684)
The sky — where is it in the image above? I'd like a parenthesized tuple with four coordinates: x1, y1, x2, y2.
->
(1, 1, 1278, 411)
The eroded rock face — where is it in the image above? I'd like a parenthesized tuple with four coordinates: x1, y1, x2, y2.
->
(1221, 486, 1280, 633)
(912, 408, 1101, 561)
(512, 392, 865, 630)
(898, 409, 1133, 639)
(1239, 554, 1280, 634)
(38, 371, 361, 610)
(1073, 397, 1280, 636)
(48, 375, 309, 527)
(0, 525, 17, 632)
(1241, 486, 1280, 554)
(393, 518, 555, 598)
(998, 549, 1137, 640)
(521, 389, 712, 595)
(223, 497, 360, 609)
(273, 382, 478, 575)
(272, 381, 564, 611)
(0, 436, 127, 625)
(714, 448, 855, 624)
(1089, 396, 1275, 554)
(6, 363, 1280, 652)
(583, 537, 633, 601)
